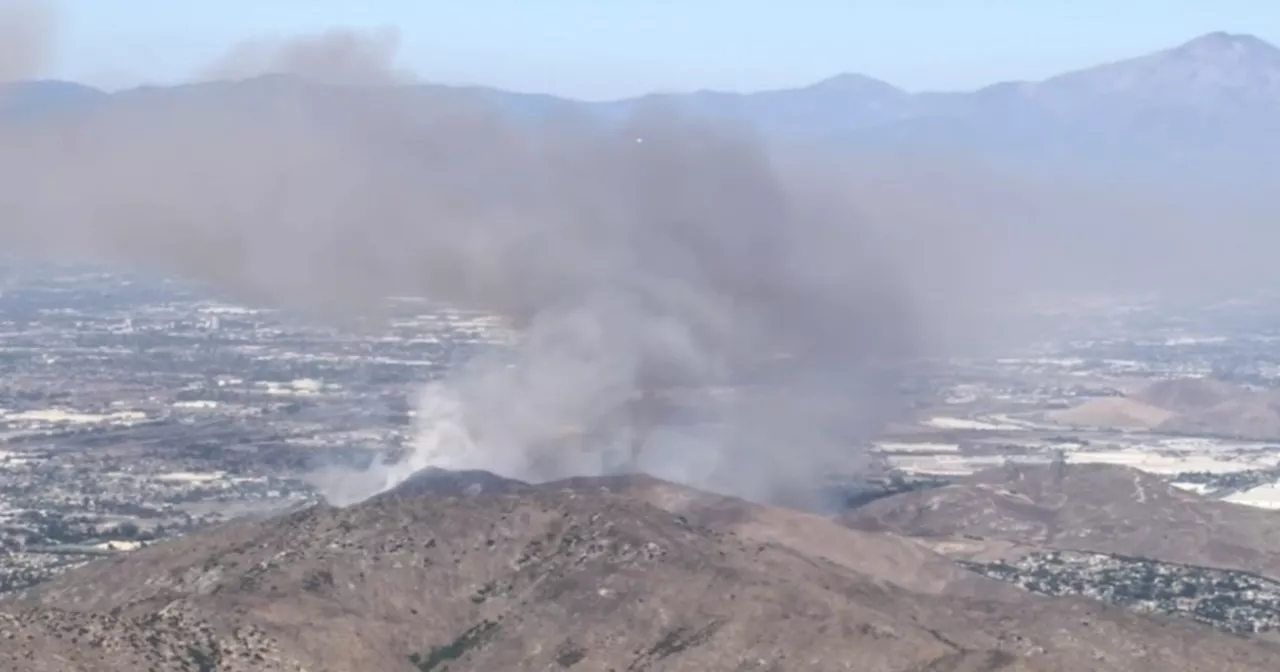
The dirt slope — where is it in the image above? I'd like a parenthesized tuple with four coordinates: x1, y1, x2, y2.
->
(1, 474, 1277, 671)
(845, 463, 1280, 580)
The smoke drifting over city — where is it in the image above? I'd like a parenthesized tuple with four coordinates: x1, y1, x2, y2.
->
(1, 16, 1265, 509)
(0, 23, 928, 509)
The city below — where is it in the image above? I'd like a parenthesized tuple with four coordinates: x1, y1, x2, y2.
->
(4, 266, 1280, 615)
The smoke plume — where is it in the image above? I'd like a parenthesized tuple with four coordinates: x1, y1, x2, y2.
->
(201, 27, 411, 86)
(0, 0, 55, 83)
(0, 25, 935, 509)
(4, 23, 1265, 509)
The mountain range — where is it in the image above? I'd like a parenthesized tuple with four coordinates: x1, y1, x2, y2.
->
(5, 31, 1280, 178)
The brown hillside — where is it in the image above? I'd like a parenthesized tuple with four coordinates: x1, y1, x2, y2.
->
(0, 475, 1277, 671)
(844, 463, 1280, 580)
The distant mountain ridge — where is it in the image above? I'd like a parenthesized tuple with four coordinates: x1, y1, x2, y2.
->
(4, 31, 1280, 176)
(0, 80, 106, 119)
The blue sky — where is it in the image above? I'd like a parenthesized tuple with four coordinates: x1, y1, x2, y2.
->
(46, 0, 1280, 99)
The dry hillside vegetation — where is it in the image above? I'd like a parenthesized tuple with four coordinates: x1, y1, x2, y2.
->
(0, 474, 1279, 670)
(550, 473, 1026, 600)
(1047, 377, 1280, 439)
(845, 463, 1280, 580)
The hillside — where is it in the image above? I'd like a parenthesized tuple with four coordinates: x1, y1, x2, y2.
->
(1046, 377, 1280, 439)
(3, 474, 1279, 670)
(844, 463, 1280, 580)
(545, 473, 1022, 599)
(1133, 378, 1248, 413)
(1044, 396, 1174, 430)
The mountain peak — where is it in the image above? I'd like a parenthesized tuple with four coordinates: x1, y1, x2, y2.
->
(804, 73, 903, 97)
(1034, 30, 1280, 106)
(1171, 31, 1280, 62)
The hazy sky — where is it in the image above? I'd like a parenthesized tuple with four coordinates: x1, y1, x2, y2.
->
(42, 0, 1280, 98)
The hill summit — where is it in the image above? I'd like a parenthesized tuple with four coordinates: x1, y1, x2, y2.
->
(2, 472, 1280, 670)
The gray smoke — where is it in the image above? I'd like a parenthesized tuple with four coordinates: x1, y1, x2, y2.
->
(8, 23, 1264, 510)
(0, 25, 930, 509)
(0, 0, 54, 83)
(201, 27, 411, 86)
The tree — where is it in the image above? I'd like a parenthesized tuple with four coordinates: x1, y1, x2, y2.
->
(116, 522, 139, 539)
